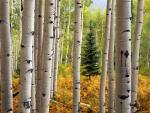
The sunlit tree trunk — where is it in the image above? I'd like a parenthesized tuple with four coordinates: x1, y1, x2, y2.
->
(108, 0, 116, 113)
(115, 0, 132, 113)
(53, 0, 60, 97)
(39, 0, 54, 112)
(19, 0, 35, 112)
(50, 0, 57, 97)
(36, 0, 44, 112)
(20, 0, 23, 44)
(100, 0, 112, 113)
(0, 0, 13, 113)
(131, 0, 144, 113)
(31, 0, 39, 112)
(73, 0, 82, 112)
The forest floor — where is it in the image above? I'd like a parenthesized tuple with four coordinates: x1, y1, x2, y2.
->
(12, 66, 150, 113)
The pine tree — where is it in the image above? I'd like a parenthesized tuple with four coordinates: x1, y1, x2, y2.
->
(82, 21, 100, 78)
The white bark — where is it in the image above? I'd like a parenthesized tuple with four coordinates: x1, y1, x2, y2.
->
(53, 0, 60, 97)
(131, 0, 144, 113)
(73, 0, 82, 112)
(108, 0, 116, 113)
(36, 0, 44, 112)
(100, 0, 112, 113)
(20, 0, 23, 44)
(116, 0, 132, 113)
(39, 0, 55, 112)
(0, 0, 13, 112)
(31, 46, 36, 113)
(19, 0, 35, 112)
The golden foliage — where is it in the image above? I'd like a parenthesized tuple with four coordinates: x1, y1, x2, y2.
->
(1, 73, 150, 113)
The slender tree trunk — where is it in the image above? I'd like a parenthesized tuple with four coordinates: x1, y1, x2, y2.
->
(108, 0, 116, 113)
(53, 0, 60, 97)
(20, 0, 23, 44)
(36, 0, 44, 112)
(31, 0, 39, 112)
(100, 0, 112, 113)
(65, 0, 71, 65)
(60, 35, 64, 64)
(18, 0, 35, 112)
(73, 0, 82, 112)
(31, 45, 36, 113)
(131, 0, 144, 112)
(0, 0, 13, 113)
(39, 0, 55, 112)
(115, 0, 132, 113)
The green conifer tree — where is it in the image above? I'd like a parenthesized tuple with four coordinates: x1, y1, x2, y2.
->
(81, 21, 100, 78)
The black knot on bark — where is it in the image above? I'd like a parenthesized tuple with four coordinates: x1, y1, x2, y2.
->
(122, 29, 130, 33)
(42, 93, 46, 97)
(124, 50, 129, 58)
(127, 90, 130, 93)
(23, 101, 31, 109)
(26, 60, 32, 64)
(7, 108, 13, 112)
(21, 45, 25, 48)
(49, 21, 53, 24)
(50, 3, 54, 5)
(118, 95, 129, 100)
(38, 15, 42, 18)
(7, 54, 10, 56)
(125, 74, 129, 77)
(31, 31, 35, 35)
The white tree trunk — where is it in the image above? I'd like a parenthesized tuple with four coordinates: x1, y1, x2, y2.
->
(20, 0, 23, 44)
(36, 0, 44, 112)
(73, 0, 82, 112)
(108, 0, 116, 113)
(115, 0, 132, 113)
(53, 0, 60, 97)
(31, 46, 36, 113)
(39, 0, 54, 112)
(100, 0, 112, 113)
(131, 0, 144, 113)
(0, 0, 13, 112)
(19, 0, 35, 112)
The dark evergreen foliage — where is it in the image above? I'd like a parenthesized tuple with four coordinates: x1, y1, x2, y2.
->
(81, 21, 100, 78)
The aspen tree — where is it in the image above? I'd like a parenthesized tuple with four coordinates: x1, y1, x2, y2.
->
(39, 0, 55, 112)
(100, 0, 112, 113)
(65, 0, 71, 65)
(31, 1, 39, 112)
(131, 0, 144, 113)
(108, 0, 116, 113)
(20, 0, 23, 44)
(36, 0, 44, 111)
(19, 0, 35, 112)
(31, 47, 36, 113)
(0, 0, 13, 112)
(73, 0, 82, 112)
(0, 0, 13, 113)
(50, 0, 57, 97)
(53, 0, 60, 97)
(116, 0, 132, 113)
